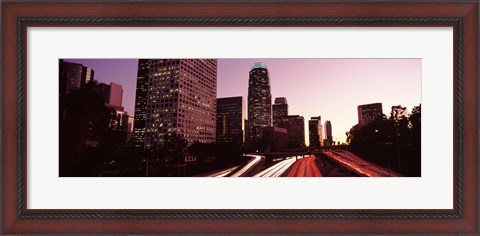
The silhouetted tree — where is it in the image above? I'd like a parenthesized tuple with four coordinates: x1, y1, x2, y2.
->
(162, 133, 188, 175)
(59, 81, 115, 176)
(346, 104, 421, 176)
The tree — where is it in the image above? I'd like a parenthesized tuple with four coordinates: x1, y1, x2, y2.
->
(390, 105, 408, 122)
(346, 104, 421, 176)
(59, 80, 115, 176)
(162, 133, 188, 175)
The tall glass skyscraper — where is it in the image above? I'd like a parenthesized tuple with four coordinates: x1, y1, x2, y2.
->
(133, 59, 150, 149)
(134, 59, 217, 150)
(247, 62, 272, 141)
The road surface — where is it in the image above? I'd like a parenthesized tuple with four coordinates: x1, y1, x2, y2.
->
(325, 150, 400, 177)
(254, 157, 297, 177)
(206, 165, 241, 177)
(284, 155, 323, 177)
(230, 155, 265, 177)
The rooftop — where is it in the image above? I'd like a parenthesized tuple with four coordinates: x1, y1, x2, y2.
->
(251, 62, 267, 69)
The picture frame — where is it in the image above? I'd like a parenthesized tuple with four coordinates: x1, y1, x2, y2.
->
(1, 1, 478, 234)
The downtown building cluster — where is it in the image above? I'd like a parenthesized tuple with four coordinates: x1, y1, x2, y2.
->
(240, 62, 334, 150)
(131, 60, 336, 151)
(61, 59, 337, 153)
(59, 60, 134, 134)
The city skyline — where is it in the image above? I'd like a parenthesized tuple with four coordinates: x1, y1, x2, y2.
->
(63, 58, 421, 144)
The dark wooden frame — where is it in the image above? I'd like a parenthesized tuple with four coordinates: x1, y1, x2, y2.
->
(2, 1, 478, 234)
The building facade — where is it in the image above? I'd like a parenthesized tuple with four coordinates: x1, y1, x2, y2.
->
(133, 59, 150, 149)
(308, 116, 323, 148)
(108, 82, 123, 107)
(357, 102, 383, 124)
(272, 97, 288, 127)
(247, 62, 272, 141)
(59, 60, 95, 120)
(134, 59, 217, 150)
(324, 120, 333, 146)
(286, 115, 305, 148)
(59, 60, 95, 97)
(262, 127, 288, 152)
(216, 96, 246, 143)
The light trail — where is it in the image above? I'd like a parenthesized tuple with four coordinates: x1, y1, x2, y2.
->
(326, 150, 400, 177)
(206, 165, 241, 177)
(285, 155, 322, 177)
(230, 155, 263, 177)
(254, 157, 297, 177)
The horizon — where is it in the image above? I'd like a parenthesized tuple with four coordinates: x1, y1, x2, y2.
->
(63, 58, 421, 145)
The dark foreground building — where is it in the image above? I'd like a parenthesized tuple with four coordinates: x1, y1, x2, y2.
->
(272, 97, 288, 127)
(286, 115, 305, 148)
(324, 120, 333, 146)
(262, 127, 288, 152)
(358, 102, 383, 125)
(216, 96, 246, 143)
(309, 116, 323, 148)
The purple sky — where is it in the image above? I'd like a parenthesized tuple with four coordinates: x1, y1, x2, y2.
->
(64, 59, 421, 144)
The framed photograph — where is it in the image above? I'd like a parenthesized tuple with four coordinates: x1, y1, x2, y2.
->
(2, 1, 478, 234)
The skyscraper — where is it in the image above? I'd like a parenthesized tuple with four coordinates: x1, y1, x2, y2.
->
(247, 62, 272, 141)
(272, 97, 288, 127)
(108, 82, 123, 108)
(286, 115, 305, 148)
(357, 102, 383, 124)
(59, 60, 95, 119)
(324, 120, 333, 146)
(134, 59, 217, 150)
(133, 59, 150, 149)
(216, 96, 246, 143)
(309, 116, 323, 148)
(59, 60, 95, 97)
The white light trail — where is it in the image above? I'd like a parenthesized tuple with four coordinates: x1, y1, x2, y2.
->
(254, 156, 302, 177)
(230, 155, 263, 177)
(207, 165, 240, 177)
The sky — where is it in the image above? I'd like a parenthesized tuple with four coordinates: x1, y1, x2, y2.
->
(64, 59, 421, 145)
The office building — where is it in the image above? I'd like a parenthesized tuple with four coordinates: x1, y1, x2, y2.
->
(59, 60, 95, 97)
(133, 59, 150, 149)
(262, 127, 288, 152)
(216, 96, 246, 143)
(108, 82, 123, 107)
(134, 59, 217, 150)
(286, 115, 305, 147)
(247, 62, 272, 141)
(272, 97, 288, 127)
(324, 120, 333, 146)
(358, 102, 383, 124)
(309, 116, 323, 148)
(59, 60, 95, 119)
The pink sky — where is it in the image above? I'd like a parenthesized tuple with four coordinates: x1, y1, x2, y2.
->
(65, 58, 421, 145)
(217, 59, 421, 144)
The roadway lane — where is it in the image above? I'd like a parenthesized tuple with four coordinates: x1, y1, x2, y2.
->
(254, 157, 297, 177)
(284, 155, 323, 177)
(325, 150, 400, 177)
(230, 155, 265, 177)
(206, 165, 241, 177)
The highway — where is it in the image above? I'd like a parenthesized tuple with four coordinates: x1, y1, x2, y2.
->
(253, 156, 297, 177)
(325, 150, 400, 177)
(230, 155, 265, 177)
(206, 165, 241, 177)
(284, 155, 323, 177)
